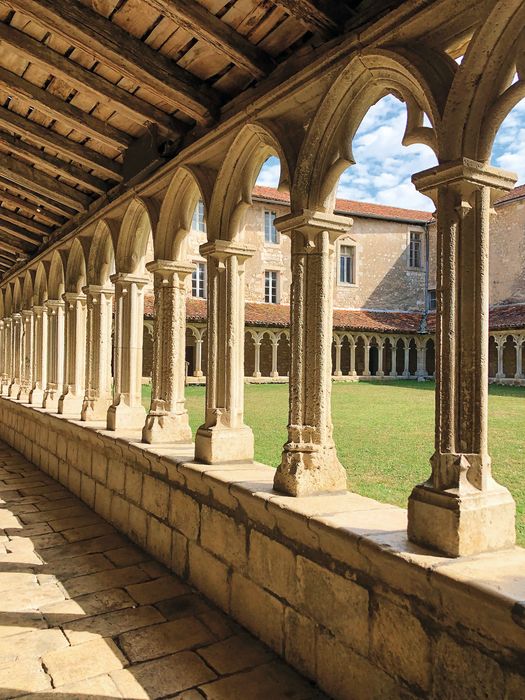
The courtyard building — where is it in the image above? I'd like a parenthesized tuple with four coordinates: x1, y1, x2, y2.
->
(0, 1, 523, 699)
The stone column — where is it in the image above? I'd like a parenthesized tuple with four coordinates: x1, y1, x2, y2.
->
(514, 335, 524, 380)
(107, 273, 148, 431)
(195, 240, 255, 463)
(9, 313, 22, 397)
(408, 160, 516, 556)
(17, 310, 34, 402)
(1, 318, 11, 395)
(193, 328, 205, 378)
(270, 335, 279, 378)
(363, 340, 370, 377)
(252, 332, 262, 379)
(142, 261, 193, 444)
(43, 299, 65, 410)
(349, 337, 356, 376)
(273, 211, 350, 496)
(403, 340, 410, 378)
(58, 292, 87, 415)
(495, 335, 505, 379)
(390, 339, 398, 377)
(376, 339, 384, 377)
(81, 286, 114, 421)
(416, 339, 427, 378)
(334, 335, 342, 376)
(29, 305, 47, 405)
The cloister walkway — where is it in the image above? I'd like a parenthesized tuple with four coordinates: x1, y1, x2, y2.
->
(0, 441, 326, 700)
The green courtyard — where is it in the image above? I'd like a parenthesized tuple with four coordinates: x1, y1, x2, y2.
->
(143, 380, 525, 544)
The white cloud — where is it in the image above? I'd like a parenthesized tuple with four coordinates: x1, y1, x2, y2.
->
(492, 95, 525, 185)
(255, 157, 280, 187)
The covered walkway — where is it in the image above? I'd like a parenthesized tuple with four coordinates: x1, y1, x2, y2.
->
(0, 441, 324, 700)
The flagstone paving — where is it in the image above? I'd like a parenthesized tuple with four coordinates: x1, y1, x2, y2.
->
(0, 441, 326, 699)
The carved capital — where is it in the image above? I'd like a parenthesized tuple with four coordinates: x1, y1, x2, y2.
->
(274, 209, 352, 247)
(199, 240, 255, 266)
(146, 259, 195, 287)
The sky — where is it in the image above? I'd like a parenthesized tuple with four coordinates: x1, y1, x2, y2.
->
(256, 94, 525, 212)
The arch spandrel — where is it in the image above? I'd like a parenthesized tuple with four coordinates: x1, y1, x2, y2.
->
(3, 284, 12, 317)
(87, 219, 117, 287)
(21, 270, 34, 310)
(12, 277, 22, 313)
(64, 239, 87, 294)
(116, 198, 157, 275)
(47, 251, 65, 300)
(34, 263, 47, 306)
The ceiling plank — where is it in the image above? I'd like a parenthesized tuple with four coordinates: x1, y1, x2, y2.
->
(0, 177, 76, 218)
(0, 105, 122, 180)
(4, 0, 221, 124)
(0, 131, 107, 194)
(0, 238, 26, 254)
(0, 66, 132, 151)
(143, 0, 273, 79)
(0, 207, 52, 236)
(271, 0, 341, 34)
(0, 189, 64, 226)
(0, 155, 90, 212)
(0, 221, 42, 246)
(0, 21, 186, 137)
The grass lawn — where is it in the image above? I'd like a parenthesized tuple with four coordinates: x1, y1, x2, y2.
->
(142, 380, 525, 544)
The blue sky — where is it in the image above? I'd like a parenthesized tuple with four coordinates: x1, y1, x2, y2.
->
(256, 94, 525, 212)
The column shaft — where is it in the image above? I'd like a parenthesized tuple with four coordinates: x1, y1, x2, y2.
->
(1, 318, 12, 395)
(334, 338, 342, 376)
(58, 293, 87, 415)
(43, 300, 65, 410)
(17, 310, 34, 402)
(270, 338, 279, 378)
(390, 341, 397, 377)
(82, 286, 114, 421)
(29, 306, 47, 405)
(9, 313, 22, 397)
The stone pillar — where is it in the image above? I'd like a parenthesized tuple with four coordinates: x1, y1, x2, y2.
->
(403, 341, 410, 378)
(349, 337, 356, 376)
(334, 335, 342, 377)
(363, 340, 370, 377)
(58, 292, 87, 415)
(1, 317, 12, 395)
(17, 310, 34, 402)
(416, 339, 427, 379)
(495, 335, 505, 379)
(142, 261, 193, 444)
(514, 335, 524, 380)
(9, 313, 23, 397)
(193, 329, 205, 378)
(107, 273, 148, 431)
(274, 211, 350, 496)
(29, 305, 47, 405)
(81, 286, 114, 421)
(43, 299, 65, 411)
(408, 160, 516, 556)
(195, 240, 255, 463)
(376, 339, 384, 377)
(252, 333, 262, 379)
(270, 335, 279, 378)
(390, 340, 398, 377)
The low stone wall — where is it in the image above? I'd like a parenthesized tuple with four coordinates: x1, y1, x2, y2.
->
(1, 396, 525, 700)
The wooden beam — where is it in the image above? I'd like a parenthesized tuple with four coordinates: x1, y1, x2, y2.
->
(0, 207, 52, 236)
(0, 66, 132, 152)
(143, 0, 273, 78)
(0, 154, 90, 212)
(0, 105, 121, 180)
(0, 221, 41, 246)
(0, 177, 78, 219)
(0, 251, 17, 264)
(4, 0, 221, 124)
(0, 238, 26, 254)
(0, 131, 107, 194)
(271, 0, 341, 34)
(0, 22, 186, 136)
(0, 189, 64, 226)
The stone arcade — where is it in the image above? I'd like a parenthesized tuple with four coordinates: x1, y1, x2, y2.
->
(0, 1, 523, 698)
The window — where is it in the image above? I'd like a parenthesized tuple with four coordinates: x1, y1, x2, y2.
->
(264, 210, 278, 244)
(409, 231, 422, 268)
(264, 271, 279, 304)
(339, 245, 355, 284)
(192, 262, 206, 299)
(427, 289, 436, 310)
(191, 200, 206, 232)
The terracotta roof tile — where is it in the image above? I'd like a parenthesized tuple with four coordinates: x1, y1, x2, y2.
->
(495, 184, 525, 206)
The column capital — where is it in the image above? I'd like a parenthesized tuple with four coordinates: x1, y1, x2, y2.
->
(146, 259, 195, 284)
(110, 272, 149, 289)
(412, 158, 516, 205)
(82, 284, 114, 298)
(62, 291, 87, 306)
(274, 209, 352, 244)
(11, 311, 22, 321)
(199, 239, 255, 264)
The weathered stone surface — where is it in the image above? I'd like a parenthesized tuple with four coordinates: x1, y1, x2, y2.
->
(198, 633, 274, 674)
(0, 628, 69, 663)
(169, 489, 200, 540)
(188, 542, 230, 611)
(125, 575, 188, 604)
(119, 618, 215, 662)
(248, 529, 297, 603)
(0, 659, 52, 697)
(64, 605, 165, 645)
(42, 638, 127, 687)
(201, 505, 247, 568)
(231, 573, 284, 654)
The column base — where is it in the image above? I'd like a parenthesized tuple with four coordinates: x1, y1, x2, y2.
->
(29, 387, 45, 406)
(106, 402, 147, 431)
(58, 393, 84, 416)
(408, 482, 516, 557)
(142, 411, 192, 444)
(390, 371, 397, 377)
(43, 389, 60, 411)
(270, 371, 279, 379)
(274, 442, 347, 497)
(8, 382, 20, 398)
(193, 371, 204, 378)
(0, 382, 9, 396)
(17, 386, 31, 403)
(195, 424, 254, 464)
(81, 397, 112, 422)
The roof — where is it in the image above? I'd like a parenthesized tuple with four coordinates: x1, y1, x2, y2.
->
(252, 185, 434, 223)
(495, 184, 525, 206)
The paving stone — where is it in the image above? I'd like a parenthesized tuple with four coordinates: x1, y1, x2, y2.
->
(64, 563, 151, 597)
(60, 522, 116, 542)
(198, 633, 274, 674)
(42, 588, 136, 624)
(104, 544, 149, 567)
(119, 617, 215, 662)
(0, 611, 48, 639)
(0, 627, 69, 663)
(64, 605, 166, 645)
(156, 593, 213, 621)
(42, 551, 114, 579)
(42, 638, 127, 687)
(126, 574, 189, 604)
(0, 658, 52, 698)
(41, 533, 125, 562)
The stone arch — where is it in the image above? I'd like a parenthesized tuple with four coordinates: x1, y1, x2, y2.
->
(4, 284, 12, 317)
(293, 48, 452, 212)
(34, 263, 47, 305)
(47, 251, 65, 300)
(65, 239, 87, 294)
(115, 198, 156, 275)
(87, 220, 116, 286)
(207, 121, 294, 242)
(21, 270, 33, 310)
(12, 277, 22, 312)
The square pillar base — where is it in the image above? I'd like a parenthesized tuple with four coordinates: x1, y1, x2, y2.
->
(107, 403, 147, 431)
(142, 411, 192, 444)
(81, 397, 112, 422)
(17, 387, 31, 403)
(8, 382, 20, 398)
(274, 445, 347, 497)
(408, 483, 516, 557)
(195, 424, 254, 464)
(29, 387, 45, 406)
(58, 393, 84, 416)
(42, 390, 60, 411)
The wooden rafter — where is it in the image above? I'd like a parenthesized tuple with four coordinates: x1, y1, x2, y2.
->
(143, 0, 273, 78)
(272, 0, 342, 34)
(4, 0, 221, 124)
(0, 66, 132, 152)
(0, 105, 122, 181)
(0, 237, 26, 254)
(0, 208, 52, 236)
(0, 177, 79, 219)
(0, 22, 186, 137)
(0, 221, 41, 246)
(0, 189, 64, 226)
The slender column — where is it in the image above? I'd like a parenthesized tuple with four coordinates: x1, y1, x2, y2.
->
(8, 313, 23, 397)
(363, 340, 370, 377)
(334, 335, 342, 376)
(1, 318, 12, 395)
(416, 339, 427, 378)
(0, 320, 4, 388)
(403, 341, 410, 378)
(274, 211, 350, 496)
(252, 332, 262, 378)
(107, 273, 148, 431)
(29, 305, 48, 405)
(376, 339, 384, 377)
(270, 335, 279, 378)
(17, 310, 34, 402)
(514, 335, 524, 380)
(142, 261, 193, 444)
(390, 339, 398, 377)
(58, 292, 87, 415)
(43, 300, 65, 410)
(349, 337, 356, 376)
(81, 286, 114, 420)
(193, 329, 205, 378)
(195, 240, 255, 463)
(408, 160, 516, 556)
(495, 335, 505, 379)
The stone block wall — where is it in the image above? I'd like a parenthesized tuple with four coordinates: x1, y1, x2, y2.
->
(2, 397, 525, 700)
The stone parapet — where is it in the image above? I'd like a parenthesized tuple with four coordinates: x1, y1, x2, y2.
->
(1, 396, 524, 700)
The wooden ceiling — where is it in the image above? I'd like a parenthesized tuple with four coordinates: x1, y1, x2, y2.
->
(0, 0, 389, 273)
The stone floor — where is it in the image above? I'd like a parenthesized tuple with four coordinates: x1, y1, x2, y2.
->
(0, 440, 327, 699)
